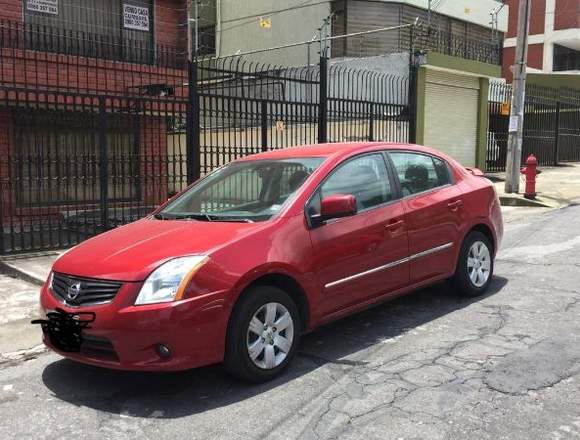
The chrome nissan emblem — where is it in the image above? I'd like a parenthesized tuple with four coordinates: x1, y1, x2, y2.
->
(67, 282, 82, 301)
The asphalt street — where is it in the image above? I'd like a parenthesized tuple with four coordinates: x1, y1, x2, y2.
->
(1, 203, 580, 440)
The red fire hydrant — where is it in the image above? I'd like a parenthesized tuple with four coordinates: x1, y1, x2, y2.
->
(520, 154, 539, 200)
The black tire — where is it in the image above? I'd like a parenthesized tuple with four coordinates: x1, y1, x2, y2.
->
(451, 231, 494, 297)
(224, 285, 301, 383)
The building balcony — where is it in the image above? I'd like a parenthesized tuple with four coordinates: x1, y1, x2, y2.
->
(331, 27, 503, 66)
(0, 19, 187, 97)
(415, 28, 503, 66)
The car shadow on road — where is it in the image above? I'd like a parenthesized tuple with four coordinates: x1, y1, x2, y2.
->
(41, 276, 508, 419)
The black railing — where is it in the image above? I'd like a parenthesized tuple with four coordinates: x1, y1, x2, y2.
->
(0, 53, 413, 254)
(415, 28, 502, 66)
(193, 57, 411, 176)
(0, 19, 185, 68)
(0, 19, 187, 97)
(487, 81, 580, 172)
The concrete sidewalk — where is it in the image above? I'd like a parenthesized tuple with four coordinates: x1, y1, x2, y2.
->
(488, 162, 580, 223)
(0, 251, 60, 286)
(0, 273, 44, 361)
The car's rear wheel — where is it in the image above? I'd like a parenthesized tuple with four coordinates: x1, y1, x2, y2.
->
(451, 231, 494, 297)
(224, 285, 301, 382)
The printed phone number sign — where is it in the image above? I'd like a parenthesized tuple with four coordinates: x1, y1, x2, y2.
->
(123, 4, 150, 31)
(26, 0, 58, 15)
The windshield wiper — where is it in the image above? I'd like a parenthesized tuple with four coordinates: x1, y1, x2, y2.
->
(209, 216, 255, 223)
(154, 213, 254, 223)
(153, 213, 213, 221)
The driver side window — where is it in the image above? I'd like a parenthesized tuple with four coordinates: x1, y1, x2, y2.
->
(309, 153, 393, 215)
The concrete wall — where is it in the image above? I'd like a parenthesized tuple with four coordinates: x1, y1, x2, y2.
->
(217, 0, 331, 66)
(217, 0, 506, 66)
(330, 52, 411, 78)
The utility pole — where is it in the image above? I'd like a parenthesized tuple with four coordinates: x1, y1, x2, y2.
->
(427, 0, 432, 29)
(186, 0, 200, 183)
(186, 0, 200, 59)
(194, 0, 199, 56)
(505, 0, 531, 194)
(186, 0, 193, 61)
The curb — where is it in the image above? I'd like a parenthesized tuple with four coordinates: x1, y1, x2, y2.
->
(499, 195, 551, 208)
(0, 259, 46, 286)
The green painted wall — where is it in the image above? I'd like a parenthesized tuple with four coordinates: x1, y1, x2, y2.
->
(414, 54, 498, 171)
(415, 66, 427, 145)
(476, 77, 490, 170)
(425, 52, 501, 79)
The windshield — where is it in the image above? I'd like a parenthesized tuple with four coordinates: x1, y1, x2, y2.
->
(158, 157, 325, 222)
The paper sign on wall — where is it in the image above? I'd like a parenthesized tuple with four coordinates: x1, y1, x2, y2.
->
(500, 102, 510, 116)
(508, 115, 519, 132)
(26, 0, 58, 15)
(123, 4, 150, 31)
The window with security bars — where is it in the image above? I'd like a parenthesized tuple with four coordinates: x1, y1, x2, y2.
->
(13, 109, 140, 206)
(23, 0, 154, 63)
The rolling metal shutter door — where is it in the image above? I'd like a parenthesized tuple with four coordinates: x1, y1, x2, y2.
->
(424, 70, 480, 167)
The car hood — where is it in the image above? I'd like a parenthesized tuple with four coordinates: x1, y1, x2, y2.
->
(52, 218, 268, 282)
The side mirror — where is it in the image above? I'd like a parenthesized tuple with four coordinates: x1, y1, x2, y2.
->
(320, 194, 357, 221)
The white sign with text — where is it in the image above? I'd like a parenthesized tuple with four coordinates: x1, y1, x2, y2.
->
(123, 4, 150, 31)
(26, 0, 58, 15)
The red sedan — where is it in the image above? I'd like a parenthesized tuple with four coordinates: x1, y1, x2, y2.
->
(38, 142, 503, 382)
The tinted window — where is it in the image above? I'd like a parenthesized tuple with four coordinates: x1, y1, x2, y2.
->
(313, 154, 393, 212)
(389, 152, 450, 196)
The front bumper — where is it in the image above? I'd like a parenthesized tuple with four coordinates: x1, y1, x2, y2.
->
(39, 281, 230, 371)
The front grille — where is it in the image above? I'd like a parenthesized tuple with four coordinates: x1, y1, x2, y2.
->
(51, 273, 122, 307)
(80, 334, 119, 361)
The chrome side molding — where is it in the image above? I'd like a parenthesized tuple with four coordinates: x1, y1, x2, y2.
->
(325, 242, 454, 289)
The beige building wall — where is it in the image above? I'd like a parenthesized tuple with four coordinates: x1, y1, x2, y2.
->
(216, 0, 331, 66)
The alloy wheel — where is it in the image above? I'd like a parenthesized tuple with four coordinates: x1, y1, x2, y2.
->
(467, 240, 491, 288)
(246, 302, 294, 370)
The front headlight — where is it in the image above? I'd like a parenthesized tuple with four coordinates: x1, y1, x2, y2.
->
(135, 256, 209, 305)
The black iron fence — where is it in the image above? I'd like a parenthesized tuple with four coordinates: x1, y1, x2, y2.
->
(487, 82, 580, 172)
(0, 23, 413, 254)
(415, 28, 502, 66)
(2, 19, 184, 68)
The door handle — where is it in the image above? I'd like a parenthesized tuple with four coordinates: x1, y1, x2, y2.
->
(448, 200, 463, 211)
(385, 219, 404, 231)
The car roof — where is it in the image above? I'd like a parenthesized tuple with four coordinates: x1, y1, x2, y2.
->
(236, 142, 443, 162)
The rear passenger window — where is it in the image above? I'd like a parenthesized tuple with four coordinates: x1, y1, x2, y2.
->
(389, 152, 451, 196)
(432, 156, 451, 186)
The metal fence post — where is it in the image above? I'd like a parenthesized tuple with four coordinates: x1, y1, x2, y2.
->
(554, 100, 561, 166)
(186, 60, 201, 183)
(318, 56, 328, 144)
(0, 179, 4, 255)
(98, 96, 110, 232)
(408, 24, 418, 144)
(261, 100, 268, 152)
(368, 102, 375, 141)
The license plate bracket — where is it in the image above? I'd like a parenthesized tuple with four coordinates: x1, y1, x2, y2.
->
(31, 308, 96, 352)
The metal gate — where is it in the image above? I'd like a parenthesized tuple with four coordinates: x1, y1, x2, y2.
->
(0, 92, 188, 254)
(0, 24, 413, 254)
(487, 82, 580, 172)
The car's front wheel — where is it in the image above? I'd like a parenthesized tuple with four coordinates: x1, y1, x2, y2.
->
(451, 231, 494, 297)
(224, 285, 301, 382)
